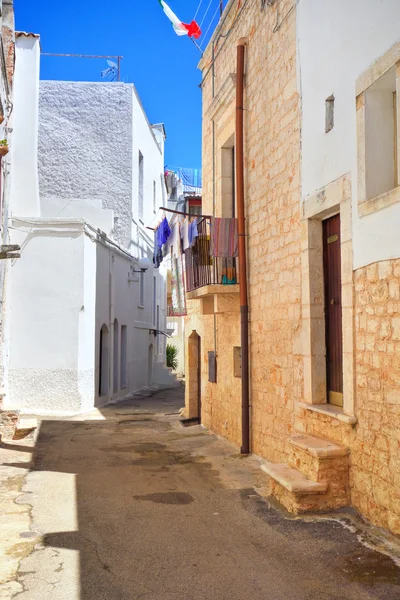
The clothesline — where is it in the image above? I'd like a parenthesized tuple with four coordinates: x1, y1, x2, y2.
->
(159, 206, 212, 219)
(146, 206, 212, 231)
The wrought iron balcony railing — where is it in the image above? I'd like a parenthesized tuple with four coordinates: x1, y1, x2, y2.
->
(184, 219, 238, 293)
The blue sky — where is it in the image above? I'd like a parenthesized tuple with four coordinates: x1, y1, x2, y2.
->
(15, 0, 223, 168)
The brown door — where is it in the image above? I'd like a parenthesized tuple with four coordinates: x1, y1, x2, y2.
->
(323, 214, 343, 407)
(197, 336, 202, 423)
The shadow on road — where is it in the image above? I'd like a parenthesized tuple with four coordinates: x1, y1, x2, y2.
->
(3, 386, 400, 600)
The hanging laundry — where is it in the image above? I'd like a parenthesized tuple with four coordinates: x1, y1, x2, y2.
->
(153, 216, 171, 268)
(171, 253, 187, 316)
(188, 217, 199, 247)
(173, 222, 181, 256)
(153, 229, 163, 268)
(181, 219, 190, 251)
(210, 217, 239, 258)
(165, 220, 181, 258)
(222, 258, 237, 285)
(159, 216, 171, 246)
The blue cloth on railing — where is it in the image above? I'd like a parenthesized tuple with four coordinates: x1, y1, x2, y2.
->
(171, 167, 202, 194)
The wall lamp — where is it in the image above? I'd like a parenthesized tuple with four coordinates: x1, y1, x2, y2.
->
(132, 257, 152, 273)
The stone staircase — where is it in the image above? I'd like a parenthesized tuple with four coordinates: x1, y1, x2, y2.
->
(261, 433, 350, 514)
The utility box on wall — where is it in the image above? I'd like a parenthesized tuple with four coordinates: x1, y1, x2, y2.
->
(233, 347, 242, 378)
(208, 351, 217, 383)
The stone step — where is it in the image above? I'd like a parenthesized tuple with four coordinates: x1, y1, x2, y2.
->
(288, 433, 349, 501)
(13, 418, 38, 440)
(261, 462, 328, 496)
(289, 433, 348, 458)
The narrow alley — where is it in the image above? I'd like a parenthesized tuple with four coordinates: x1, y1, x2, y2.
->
(1, 384, 399, 600)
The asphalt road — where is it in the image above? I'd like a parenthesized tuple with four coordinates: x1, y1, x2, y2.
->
(2, 385, 400, 599)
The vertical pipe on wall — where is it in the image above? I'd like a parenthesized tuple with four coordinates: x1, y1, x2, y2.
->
(212, 36, 218, 362)
(236, 38, 250, 455)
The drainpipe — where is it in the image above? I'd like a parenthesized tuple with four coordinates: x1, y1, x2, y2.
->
(236, 38, 250, 455)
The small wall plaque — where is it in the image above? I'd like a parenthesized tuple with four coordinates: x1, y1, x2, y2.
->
(327, 234, 338, 244)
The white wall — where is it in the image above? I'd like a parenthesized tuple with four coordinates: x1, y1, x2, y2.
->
(39, 80, 168, 367)
(7, 221, 94, 413)
(38, 82, 133, 248)
(298, 0, 400, 269)
(131, 89, 165, 233)
(94, 242, 169, 407)
(6, 63, 171, 413)
(11, 36, 40, 216)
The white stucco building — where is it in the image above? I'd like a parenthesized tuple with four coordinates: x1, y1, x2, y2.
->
(298, 0, 400, 270)
(0, 1, 16, 407)
(4, 33, 173, 414)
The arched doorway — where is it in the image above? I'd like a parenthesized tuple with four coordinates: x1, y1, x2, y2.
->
(148, 344, 154, 386)
(99, 324, 109, 397)
(187, 331, 201, 422)
(113, 319, 119, 393)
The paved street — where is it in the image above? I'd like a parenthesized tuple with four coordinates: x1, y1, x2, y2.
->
(1, 384, 400, 599)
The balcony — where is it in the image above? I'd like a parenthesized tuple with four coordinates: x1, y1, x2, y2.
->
(184, 219, 239, 302)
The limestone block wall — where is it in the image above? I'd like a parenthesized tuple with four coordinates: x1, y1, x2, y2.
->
(354, 261, 400, 533)
(186, 0, 302, 458)
(187, 0, 400, 535)
(295, 260, 400, 534)
(185, 303, 242, 446)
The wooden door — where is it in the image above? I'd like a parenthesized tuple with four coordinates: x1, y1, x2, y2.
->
(323, 214, 343, 407)
(197, 336, 202, 423)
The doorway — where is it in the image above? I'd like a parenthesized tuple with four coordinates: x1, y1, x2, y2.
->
(148, 344, 154, 386)
(113, 319, 119, 393)
(197, 335, 202, 422)
(323, 214, 343, 407)
(188, 331, 201, 422)
(99, 324, 109, 397)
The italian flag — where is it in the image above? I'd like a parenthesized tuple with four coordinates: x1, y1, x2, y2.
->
(158, 0, 202, 39)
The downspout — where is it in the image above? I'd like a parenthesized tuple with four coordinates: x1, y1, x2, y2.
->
(212, 41, 218, 363)
(236, 38, 250, 455)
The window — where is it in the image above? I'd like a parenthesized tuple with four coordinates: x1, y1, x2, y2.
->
(153, 180, 157, 213)
(325, 95, 335, 133)
(113, 319, 119, 393)
(138, 151, 144, 221)
(153, 276, 157, 325)
(365, 67, 397, 200)
(156, 305, 160, 355)
(221, 135, 235, 217)
(99, 325, 109, 396)
(189, 204, 202, 216)
(139, 271, 145, 307)
(121, 326, 127, 389)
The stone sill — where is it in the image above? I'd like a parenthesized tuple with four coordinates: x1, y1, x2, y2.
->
(298, 402, 357, 425)
(187, 284, 240, 300)
(359, 185, 400, 217)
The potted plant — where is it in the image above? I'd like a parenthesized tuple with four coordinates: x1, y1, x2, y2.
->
(166, 344, 179, 371)
(0, 139, 9, 157)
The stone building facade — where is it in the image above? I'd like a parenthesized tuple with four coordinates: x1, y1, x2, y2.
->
(185, 0, 400, 535)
